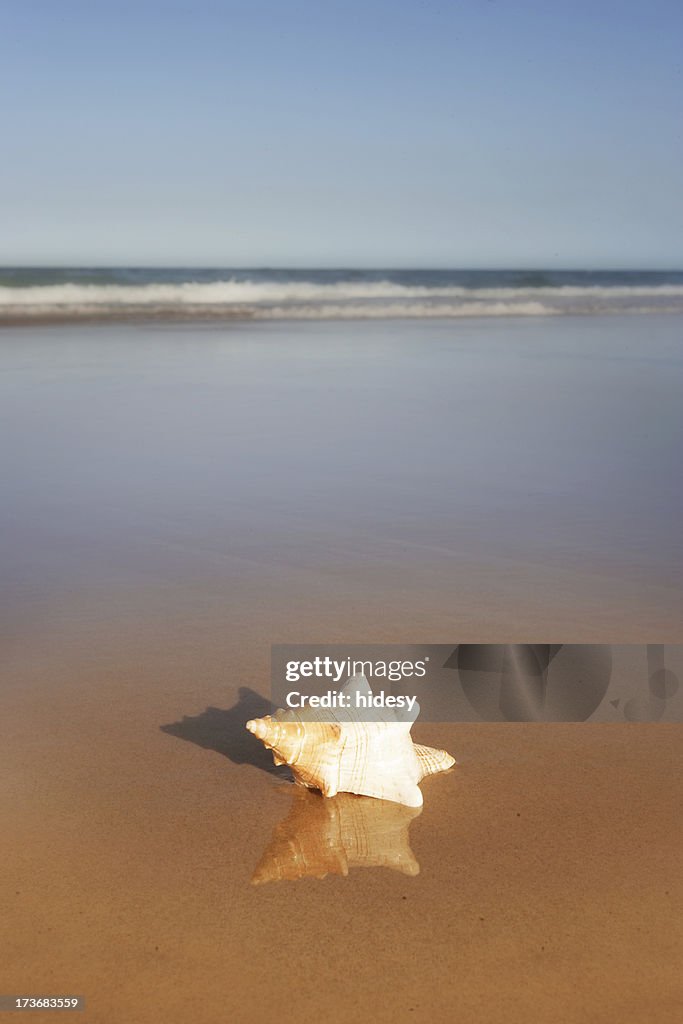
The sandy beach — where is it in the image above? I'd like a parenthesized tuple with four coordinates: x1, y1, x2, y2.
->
(2, 592, 681, 1023)
(2, 316, 682, 1022)
(4, 0, 683, 1011)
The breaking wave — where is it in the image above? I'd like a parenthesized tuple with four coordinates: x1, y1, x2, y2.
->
(2, 276, 683, 322)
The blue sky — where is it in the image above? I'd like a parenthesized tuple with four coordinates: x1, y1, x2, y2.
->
(2, 0, 682, 267)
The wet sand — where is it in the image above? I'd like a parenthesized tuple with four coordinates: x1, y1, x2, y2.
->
(1, 317, 682, 1021)
(2, 591, 682, 1023)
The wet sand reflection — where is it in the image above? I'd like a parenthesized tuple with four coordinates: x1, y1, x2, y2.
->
(252, 789, 421, 884)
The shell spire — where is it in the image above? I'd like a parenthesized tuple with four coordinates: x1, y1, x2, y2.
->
(246, 716, 304, 767)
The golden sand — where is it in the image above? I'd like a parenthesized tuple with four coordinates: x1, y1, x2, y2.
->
(2, 584, 681, 1023)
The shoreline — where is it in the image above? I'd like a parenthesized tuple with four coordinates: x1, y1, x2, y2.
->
(2, 307, 683, 327)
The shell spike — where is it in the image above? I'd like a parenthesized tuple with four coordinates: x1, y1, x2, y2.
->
(414, 743, 456, 780)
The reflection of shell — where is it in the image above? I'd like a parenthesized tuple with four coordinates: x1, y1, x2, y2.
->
(246, 674, 455, 807)
(252, 789, 421, 884)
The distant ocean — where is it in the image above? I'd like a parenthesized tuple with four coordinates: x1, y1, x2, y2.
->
(1, 267, 683, 322)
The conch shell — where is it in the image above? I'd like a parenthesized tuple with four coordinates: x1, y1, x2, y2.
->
(246, 674, 455, 807)
(252, 789, 421, 884)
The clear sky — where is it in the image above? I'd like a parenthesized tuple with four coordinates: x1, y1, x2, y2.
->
(2, 0, 681, 267)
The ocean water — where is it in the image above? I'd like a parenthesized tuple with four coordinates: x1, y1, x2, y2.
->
(1, 267, 683, 321)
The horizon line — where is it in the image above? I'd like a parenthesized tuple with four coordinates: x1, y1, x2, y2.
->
(1, 263, 683, 273)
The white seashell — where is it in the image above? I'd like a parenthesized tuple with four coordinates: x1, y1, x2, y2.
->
(246, 674, 455, 808)
(252, 789, 422, 884)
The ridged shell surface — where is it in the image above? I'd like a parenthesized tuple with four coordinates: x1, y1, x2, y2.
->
(246, 674, 455, 807)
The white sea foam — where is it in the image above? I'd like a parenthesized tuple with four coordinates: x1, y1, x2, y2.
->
(255, 301, 560, 319)
(1, 278, 683, 319)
